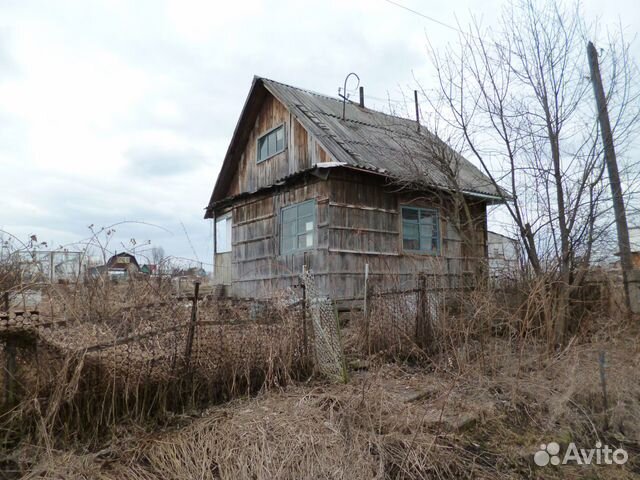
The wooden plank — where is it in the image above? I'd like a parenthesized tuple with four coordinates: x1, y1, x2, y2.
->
(328, 248, 399, 256)
(233, 213, 275, 228)
(328, 202, 397, 214)
(328, 226, 399, 235)
(232, 235, 274, 246)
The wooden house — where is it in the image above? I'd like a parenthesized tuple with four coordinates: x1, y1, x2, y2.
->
(204, 77, 504, 303)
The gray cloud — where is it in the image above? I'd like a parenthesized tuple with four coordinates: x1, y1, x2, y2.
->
(0, 0, 636, 266)
(0, 29, 17, 79)
(124, 146, 208, 177)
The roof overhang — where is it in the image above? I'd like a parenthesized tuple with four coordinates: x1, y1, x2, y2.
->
(205, 163, 507, 218)
(205, 163, 345, 217)
(204, 76, 509, 217)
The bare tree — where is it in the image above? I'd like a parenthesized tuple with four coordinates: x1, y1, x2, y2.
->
(384, 123, 493, 276)
(151, 246, 166, 273)
(151, 246, 165, 265)
(419, 0, 639, 341)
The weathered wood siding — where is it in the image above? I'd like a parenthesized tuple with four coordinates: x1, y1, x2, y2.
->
(226, 94, 334, 198)
(213, 252, 232, 285)
(216, 168, 487, 302)
(227, 176, 331, 298)
(319, 170, 487, 301)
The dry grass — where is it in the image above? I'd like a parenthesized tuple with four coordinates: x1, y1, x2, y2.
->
(0, 280, 307, 453)
(2, 240, 639, 479)
(8, 319, 639, 479)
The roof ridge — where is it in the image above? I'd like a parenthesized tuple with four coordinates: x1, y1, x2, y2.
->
(259, 76, 347, 104)
(258, 76, 421, 125)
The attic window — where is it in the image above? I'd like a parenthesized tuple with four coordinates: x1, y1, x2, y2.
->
(257, 124, 285, 163)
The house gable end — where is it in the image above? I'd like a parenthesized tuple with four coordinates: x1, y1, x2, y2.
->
(205, 78, 338, 218)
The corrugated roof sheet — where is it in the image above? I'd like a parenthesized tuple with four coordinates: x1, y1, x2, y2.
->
(205, 77, 504, 217)
(261, 78, 502, 198)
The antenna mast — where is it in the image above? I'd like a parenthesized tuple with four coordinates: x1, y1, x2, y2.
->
(339, 72, 360, 120)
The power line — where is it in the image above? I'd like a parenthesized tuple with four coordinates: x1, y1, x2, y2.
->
(381, 0, 519, 58)
(180, 221, 200, 264)
(382, 0, 460, 33)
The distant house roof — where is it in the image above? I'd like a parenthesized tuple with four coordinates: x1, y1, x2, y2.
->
(487, 231, 518, 243)
(206, 77, 505, 216)
(106, 252, 140, 271)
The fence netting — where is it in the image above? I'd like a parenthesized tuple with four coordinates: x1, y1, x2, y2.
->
(300, 271, 346, 382)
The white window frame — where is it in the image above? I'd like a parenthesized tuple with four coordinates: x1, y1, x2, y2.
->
(215, 213, 232, 254)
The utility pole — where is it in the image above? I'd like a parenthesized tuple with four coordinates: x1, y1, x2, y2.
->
(587, 41, 633, 312)
(414, 90, 420, 132)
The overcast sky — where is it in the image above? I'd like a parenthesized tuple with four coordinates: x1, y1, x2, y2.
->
(0, 0, 638, 268)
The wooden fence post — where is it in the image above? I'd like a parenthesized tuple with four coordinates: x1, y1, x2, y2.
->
(301, 282, 307, 359)
(184, 281, 200, 372)
(416, 273, 434, 352)
(599, 351, 609, 431)
(3, 339, 16, 407)
(363, 263, 370, 354)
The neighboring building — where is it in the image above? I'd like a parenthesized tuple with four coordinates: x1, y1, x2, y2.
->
(106, 252, 140, 273)
(204, 77, 504, 302)
(140, 264, 158, 275)
(629, 226, 640, 269)
(171, 266, 208, 294)
(15, 250, 84, 283)
(487, 231, 521, 276)
(611, 210, 640, 270)
(88, 252, 140, 279)
(172, 266, 207, 278)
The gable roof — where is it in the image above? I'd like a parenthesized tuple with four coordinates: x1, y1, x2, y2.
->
(106, 252, 140, 270)
(205, 76, 504, 217)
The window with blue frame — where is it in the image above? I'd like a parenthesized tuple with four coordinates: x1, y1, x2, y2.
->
(257, 124, 285, 163)
(401, 206, 440, 254)
(280, 200, 316, 254)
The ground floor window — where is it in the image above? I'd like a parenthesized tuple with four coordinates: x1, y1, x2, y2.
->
(401, 206, 440, 254)
(281, 200, 315, 254)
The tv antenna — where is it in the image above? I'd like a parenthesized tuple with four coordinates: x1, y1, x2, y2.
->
(338, 72, 360, 120)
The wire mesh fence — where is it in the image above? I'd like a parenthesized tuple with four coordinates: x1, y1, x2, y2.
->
(300, 271, 347, 382)
(0, 289, 310, 439)
(0, 271, 351, 440)
(362, 272, 474, 357)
